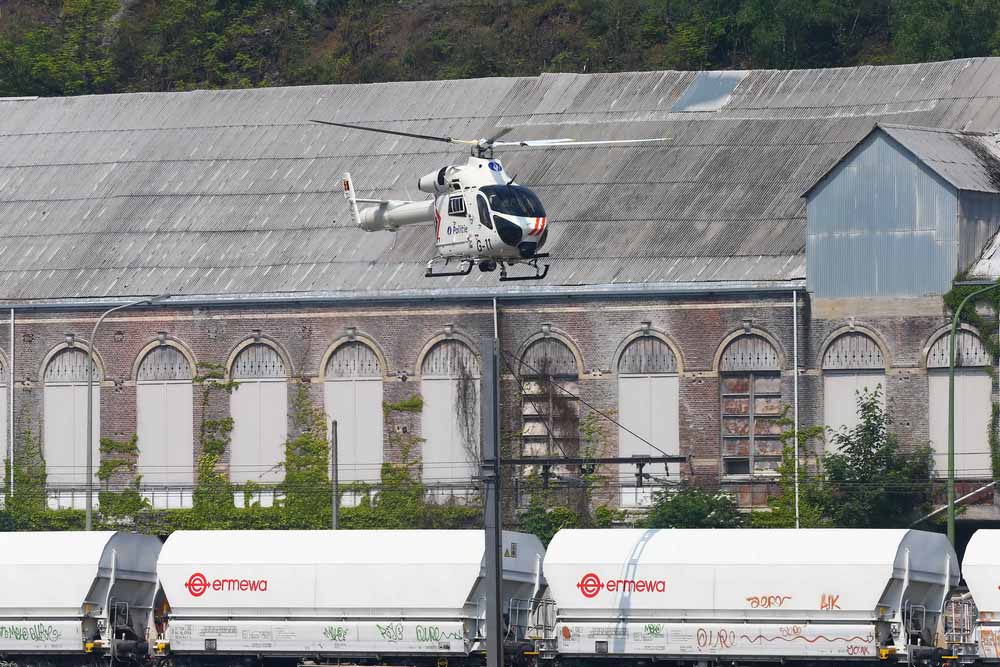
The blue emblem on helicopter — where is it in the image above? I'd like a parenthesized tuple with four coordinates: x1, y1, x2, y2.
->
(488, 161, 502, 172)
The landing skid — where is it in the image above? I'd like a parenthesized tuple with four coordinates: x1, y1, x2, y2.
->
(499, 257, 549, 281)
(424, 258, 474, 278)
(424, 255, 550, 281)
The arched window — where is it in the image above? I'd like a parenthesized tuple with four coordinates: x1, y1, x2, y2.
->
(928, 331, 992, 478)
(822, 332, 885, 438)
(136, 346, 193, 491)
(324, 341, 383, 486)
(229, 343, 287, 484)
(421, 339, 479, 486)
(43, 348, 99, 487)
(520, 337, 579, 456)
(617, 336, 679, 506)
(720, 334, 782, 477)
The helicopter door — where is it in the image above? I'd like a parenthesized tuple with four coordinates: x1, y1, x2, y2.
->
(474, 195, 496, 255)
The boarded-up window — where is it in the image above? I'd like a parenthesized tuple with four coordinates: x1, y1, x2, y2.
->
(928, 331, 992, 478)
(520, 338, 579, 457)
(230, 343, 287, 484)
(618, 337, 679, 507)
(823, 332, 885, 439)
(136, 346, 193, 488)
(325, 341, 382, 485)
(421, 340, 479, 485)
(720, 335, 781, 477)
(43, 348, 99, 487)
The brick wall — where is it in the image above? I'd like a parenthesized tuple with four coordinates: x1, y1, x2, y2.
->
(1, 290, 986, 508)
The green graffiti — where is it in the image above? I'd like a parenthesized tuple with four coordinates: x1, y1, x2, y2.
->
(416, 625, 463, 642)
(323, 626, 349, 642)
(376, 623, 403, 641)
(0, 624, 62, 643)
(643, 623, 664, 638)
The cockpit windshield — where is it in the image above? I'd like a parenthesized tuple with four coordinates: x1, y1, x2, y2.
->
(480, 185, 546, 218)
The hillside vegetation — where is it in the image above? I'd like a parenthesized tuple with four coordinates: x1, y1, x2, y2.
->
(1, 0, 999, 97)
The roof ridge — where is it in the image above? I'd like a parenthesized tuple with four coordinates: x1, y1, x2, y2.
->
(877, 122, 990, 137)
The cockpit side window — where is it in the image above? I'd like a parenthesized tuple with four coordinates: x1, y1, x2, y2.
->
(477, 195, 493, 230)
(479, 185, 546, 217)
(448, 196, 467, 216)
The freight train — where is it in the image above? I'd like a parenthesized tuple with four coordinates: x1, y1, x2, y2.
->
(3, 527, 999, 667)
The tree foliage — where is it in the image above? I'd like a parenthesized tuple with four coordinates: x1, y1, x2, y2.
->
(823, 387, 935, 528)
(755, 388, 936, 528)
(3, 0, 1000, 97)
(644, 486, 744, 528)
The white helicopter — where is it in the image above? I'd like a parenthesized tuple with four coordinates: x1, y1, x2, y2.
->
(312, 120, 669, 281)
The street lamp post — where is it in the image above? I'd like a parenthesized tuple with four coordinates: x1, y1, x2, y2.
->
(947, 283, 1000, 545)
(85, 294, 171, 531)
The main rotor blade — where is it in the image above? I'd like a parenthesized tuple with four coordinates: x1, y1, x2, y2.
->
(493, 137, 671, 147)
(486, 127, 514, 144)
(311, 119, 457, 144)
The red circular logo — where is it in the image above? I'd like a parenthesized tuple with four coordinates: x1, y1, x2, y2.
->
(185, 572, 209, 597)
(576, 572, 603, 598)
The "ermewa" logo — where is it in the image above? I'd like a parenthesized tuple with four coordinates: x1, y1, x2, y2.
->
(184, 572, 268, 597)
(576, 572, 666, 598)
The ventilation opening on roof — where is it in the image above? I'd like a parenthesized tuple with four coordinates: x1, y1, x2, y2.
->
(671, 71, 748, 113)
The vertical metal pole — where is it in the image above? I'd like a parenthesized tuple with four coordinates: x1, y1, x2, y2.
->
(331, 420, 339, 530)
(793, 290, 800, 529)
(85, 321, 98, 531)
(947, 283, 999, 545)
(84, 295, 168, 531)
(7, 308, 12, 498)
(480, 335, 503, 667)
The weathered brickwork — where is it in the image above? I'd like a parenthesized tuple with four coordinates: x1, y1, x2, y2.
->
(3, 291, 990, 507)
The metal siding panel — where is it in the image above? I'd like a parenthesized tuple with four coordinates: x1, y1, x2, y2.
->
(823, 372, 885, 441)
(137, 382, 194, 485)
(229, 380, 287, 484)
(325, 378, 383, 484)
(807, 132, 959, 296)
(43, 384, 99, 486)
(928, 370, 993, 478)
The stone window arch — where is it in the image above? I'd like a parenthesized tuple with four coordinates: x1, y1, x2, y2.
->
(927, 329, 992, 479)
(324, 340, 383, 490)
(229, 342, 287, 484)
(43, 347, 99, 487)
(617, 335, 680, 506)
(136, 344, 194, 492)
(420, 339, 480, 488)
(822, 331, 886, 438)
(719, 334, 782, 477)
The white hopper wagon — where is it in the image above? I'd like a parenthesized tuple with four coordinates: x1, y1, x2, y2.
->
(0, 531, 162, 666)
(955, 530, 1000, 661)
(541, 529, 957, 666)
(154, 529, 546, 666)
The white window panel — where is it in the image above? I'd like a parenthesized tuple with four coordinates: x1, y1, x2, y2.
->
(421, 378, 478, 485)
(137, 381, 194, 486)
(43, 384, 99, 486)
(230, 380, 287, 484)
(823, 371, 885, 443)
(618, 374, 679, 506)
(929, 369, 992, 478)
(325, 378, 383, 484)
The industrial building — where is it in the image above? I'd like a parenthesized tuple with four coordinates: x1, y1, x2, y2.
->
(2, 57, 1000, 514)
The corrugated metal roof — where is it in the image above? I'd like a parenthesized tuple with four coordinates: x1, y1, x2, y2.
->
(2, 58, 1000, 302)
(879, 124, 1000, 193)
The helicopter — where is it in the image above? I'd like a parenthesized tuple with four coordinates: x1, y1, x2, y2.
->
(312, 120, 670, 281)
